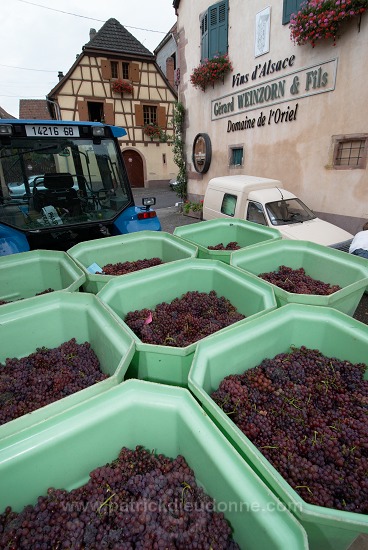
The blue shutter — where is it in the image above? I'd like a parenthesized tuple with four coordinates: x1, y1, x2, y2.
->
(208, 0, 228, 59)
(200, 12, 209, 61)
(282, 0, 304, 25)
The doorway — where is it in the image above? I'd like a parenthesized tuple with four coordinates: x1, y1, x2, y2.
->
(122, 150, 144, 188)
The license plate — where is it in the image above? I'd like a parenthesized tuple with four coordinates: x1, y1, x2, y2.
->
(25, 125, 79, 137)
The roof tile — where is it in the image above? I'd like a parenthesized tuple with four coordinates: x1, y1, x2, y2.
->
(84, 18, 154, 57)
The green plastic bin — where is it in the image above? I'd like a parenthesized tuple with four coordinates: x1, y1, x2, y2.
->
(0, 249, 85, 304)
(0, 379, 308, 549)
(68, 230, 198, 294)
(174, 218, 281, 264)
(97, 258, 277, 387)
(0, 292, 135, 440)
(231, 239, 368, 315)
(188, 304, 368, 550)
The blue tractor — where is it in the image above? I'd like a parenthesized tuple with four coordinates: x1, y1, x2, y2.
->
(0, 120, 161, 256)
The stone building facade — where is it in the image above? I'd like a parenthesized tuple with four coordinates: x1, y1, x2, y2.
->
(173, 0, 368, 233)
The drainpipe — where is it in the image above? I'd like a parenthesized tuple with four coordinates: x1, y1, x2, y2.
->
(46, 98, 61, 120)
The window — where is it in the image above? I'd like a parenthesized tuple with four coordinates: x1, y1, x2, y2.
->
(103, 60, 140, 82)
(221, 193, 237, 216)
(111, 61, 118, 79)
(200, 0, 228, 61)
(230, 147, 243, 167)
(135, 104, 166, 128)
(143, 105, 157, 126)
(122, 63, 129, 80)
(282, 0, 304, 24)
(333, 135, 367, 169)
(87, 102, 104, 123)
(247, 202, 267, 225)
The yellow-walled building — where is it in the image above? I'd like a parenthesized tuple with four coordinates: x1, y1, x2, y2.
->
(48, 18, 178, 188)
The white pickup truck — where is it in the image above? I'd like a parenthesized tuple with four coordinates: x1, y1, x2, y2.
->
(202, 175, 353, 251)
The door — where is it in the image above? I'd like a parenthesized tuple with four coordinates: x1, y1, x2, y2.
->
(122, 150, 144, 188)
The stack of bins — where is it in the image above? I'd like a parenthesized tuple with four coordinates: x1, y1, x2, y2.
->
(174, 218, 281, 264)
(188, 304, 368, 550)
(97, 258, 277, 387)
(230, 239, 368, 316)
(0, 249, 85, 304)
(0, 292, 135, 439)
(67, 231, 198, 294)
(0, 379, 309, 550)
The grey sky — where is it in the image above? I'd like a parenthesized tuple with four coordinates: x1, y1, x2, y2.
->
(1, 0, 176, 117)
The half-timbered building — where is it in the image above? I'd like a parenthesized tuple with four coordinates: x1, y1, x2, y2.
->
(47, 18, 178, 188)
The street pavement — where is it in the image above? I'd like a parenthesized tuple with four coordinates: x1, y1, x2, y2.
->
(133, 187, 368, 326)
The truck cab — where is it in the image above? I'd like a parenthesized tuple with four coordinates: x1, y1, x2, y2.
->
(0, 120, 160, 256)
(203, 175, 353, 251)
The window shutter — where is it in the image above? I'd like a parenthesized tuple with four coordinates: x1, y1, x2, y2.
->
(157, 106, 166, 128)
(200, 12, 209, 61)
(77, 100, 88, 121)
(208, 0, 228, 58)
(103, 102, 115, 125)
(282, 0, 304, 24)
(101, 59, 112, 80)
(130, 63, 140, 82)
(135, 104, 144, 126)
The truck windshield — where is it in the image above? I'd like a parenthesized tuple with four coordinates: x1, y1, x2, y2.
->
(266, 198, 316, 226)
(0, 125, 131, 233)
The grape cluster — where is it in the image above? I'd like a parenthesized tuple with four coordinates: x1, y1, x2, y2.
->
(259, 265, 341, 295)
(207, 242, 241, 251)
(212, 346, 368, 513)
(0, 445, 240, 549)
(125, 290, 245, 347)
(98, 258, 163, 276)
(0, 338, 107, 426)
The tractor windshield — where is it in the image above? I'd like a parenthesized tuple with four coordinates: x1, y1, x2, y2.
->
(0, 123, 132, 233)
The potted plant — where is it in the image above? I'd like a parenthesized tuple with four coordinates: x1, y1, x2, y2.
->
(190, 54, 233, 92)
(111, 79, 134, 95)
(289, 0, 367, 47)
(183, 200, 203, 219)
(143, 124, 162, 141)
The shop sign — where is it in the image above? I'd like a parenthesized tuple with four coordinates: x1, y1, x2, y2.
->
(211, 58, 337, 121)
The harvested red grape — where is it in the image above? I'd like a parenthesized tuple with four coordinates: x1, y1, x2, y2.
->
(0, 445, 240, 549)
(98, 257, 163, 276)
(0, 288, 55, 306)
(212, 346, 368, 513)
(0, 338, 107, 426)
(208, 242, 241, 250)
(125, 290, 245, 347)
(35, 287, 54, 296)
(259, 265, 341, 295)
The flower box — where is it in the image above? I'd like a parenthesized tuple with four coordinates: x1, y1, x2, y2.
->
(289, 0, 367, 47)
(111, 79, 133, 95)
(190, 54, 233, 91)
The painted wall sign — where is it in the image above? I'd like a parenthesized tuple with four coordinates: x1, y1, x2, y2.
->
(227, 103, 299, 133)
(232, 55, 296, 87)
(211, 58, 338, 121)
